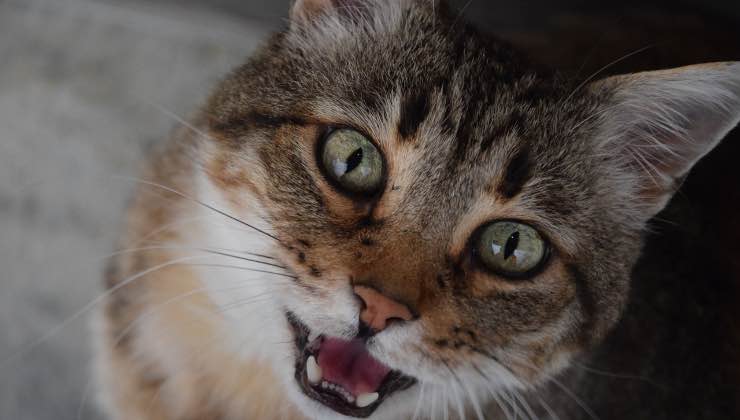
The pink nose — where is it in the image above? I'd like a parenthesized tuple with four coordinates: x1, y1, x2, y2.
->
(353, 285, 413, 332)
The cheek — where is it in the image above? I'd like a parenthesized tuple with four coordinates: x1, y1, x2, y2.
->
(419, 262, 577, 355)
(275, 243, 364, 334)
(467, 257, 572, 299)
(372, 319, 464, 383)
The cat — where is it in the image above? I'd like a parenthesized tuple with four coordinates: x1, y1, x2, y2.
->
(94, 0, 740, 419)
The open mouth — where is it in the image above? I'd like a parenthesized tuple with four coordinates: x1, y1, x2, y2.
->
(287, 313, 416, 418)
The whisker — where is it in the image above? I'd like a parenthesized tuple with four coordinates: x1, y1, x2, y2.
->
(562, 44, 655, 104)
(440, 359, 467, 420)
(184, 263, 297, 280)
(510, 389, 537, 420)
(458, 366, 486, 420)
(546, 374, 599, 420)
(532, 389, 561, 420)
(126, 211, 282, 257)
(568, 15, 626, 86)
(470, 361, 515, 420)
(0, 254, 208, 370)
(570, 360, 665, 390)
(144, 100, 218, 144)
(130, 214, 219, 246)
(114, 175, 282, 243)
(411, 382, 426, 420)
(451, 0, 474, 29)
(500, 390, 520, 420)
(200, 249, 288, 270)
(505, 353, 601, 420)
(99, 245, 285, 270)
(76, 281, 277, 420)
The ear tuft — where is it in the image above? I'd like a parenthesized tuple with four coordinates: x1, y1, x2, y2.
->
(591, 62, 740, 216)
(290, 0, 335, 23)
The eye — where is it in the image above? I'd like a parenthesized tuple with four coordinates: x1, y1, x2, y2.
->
(475, 221, 549, 278)
(320, 129, 384, 194)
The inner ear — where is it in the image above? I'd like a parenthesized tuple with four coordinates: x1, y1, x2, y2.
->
(290, 0, 366, 24)
(590, 62, 740, 217)
(290, 0, 335, 22)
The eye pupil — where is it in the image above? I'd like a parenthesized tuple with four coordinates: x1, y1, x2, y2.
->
(320, 129, 384, 194)
(476, 221, 548, 278)
(345, 148, 364, 173)
(503, 231, 519, 260)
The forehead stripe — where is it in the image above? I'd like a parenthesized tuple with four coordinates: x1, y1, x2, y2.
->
(398, 90, 430, 141)
(497, 146, 532, 199)
(480, 109, 525, 153)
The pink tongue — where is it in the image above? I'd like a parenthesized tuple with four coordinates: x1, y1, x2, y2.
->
(316, 337, 391, 396)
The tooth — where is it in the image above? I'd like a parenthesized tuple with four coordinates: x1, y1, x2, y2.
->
(356, 392, 379, 408)
(306, 356, 322, 384)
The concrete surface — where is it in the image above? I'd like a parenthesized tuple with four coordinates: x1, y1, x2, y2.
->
(0, 1, 269, 418)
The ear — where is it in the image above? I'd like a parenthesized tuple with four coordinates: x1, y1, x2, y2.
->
(289, 0, 417, 27)
(290, 0, 369, 25)
(590, 62, 740, 217)
(290, 0, 335, 23)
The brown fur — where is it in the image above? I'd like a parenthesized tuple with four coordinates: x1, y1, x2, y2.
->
(96, 1, 740, 419)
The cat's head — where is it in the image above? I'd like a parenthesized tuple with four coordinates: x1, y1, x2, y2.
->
(194, 0, 740, 418)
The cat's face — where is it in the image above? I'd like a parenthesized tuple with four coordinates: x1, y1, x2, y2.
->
(194, 1, 740, 418)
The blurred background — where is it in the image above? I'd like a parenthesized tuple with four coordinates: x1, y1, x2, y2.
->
(0, 0, 738, 419)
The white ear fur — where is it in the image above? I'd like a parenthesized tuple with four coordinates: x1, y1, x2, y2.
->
(592, 62, 740, 215)
(290, 0, 335, 23)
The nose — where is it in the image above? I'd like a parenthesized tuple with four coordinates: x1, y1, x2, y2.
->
(353, 285, 414, 333)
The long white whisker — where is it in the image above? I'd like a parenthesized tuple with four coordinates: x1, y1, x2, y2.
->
(130, 214, 219, 246)
(501, 390, 520, 420)
(449, 380, 466, 420)
(0, 254, 207, 369)
(183, 263, 295, 280)
(562, 44, 655, 104)
(506, 353, 600, 420)
(411, 382, 426, 420)
(570, 360, 664, 389)
(77, 281, 280, 420)
(546, 374, 600, 420)
(532, 390, 561, 420)
(442, 384, 450, 420)
(144, 100, 218, 144)
(459, 373, 485, 420)
(113, 176, 282, 243)
(98, 245, 290, 272)
(510, 389, 537, 420)
(99, 245, 277, 264)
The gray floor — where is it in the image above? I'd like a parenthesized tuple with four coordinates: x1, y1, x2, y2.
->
(0, 1, 270, 418)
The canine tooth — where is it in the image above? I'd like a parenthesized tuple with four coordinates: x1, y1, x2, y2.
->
(307, 356, 322, 384)
(356, 392, 379, 408)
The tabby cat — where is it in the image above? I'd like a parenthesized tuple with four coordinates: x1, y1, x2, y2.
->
(95, 0, 740, 419)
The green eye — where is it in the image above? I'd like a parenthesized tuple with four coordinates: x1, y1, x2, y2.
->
(476, 221, 548, 278)
(320, 129, 384, 194)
